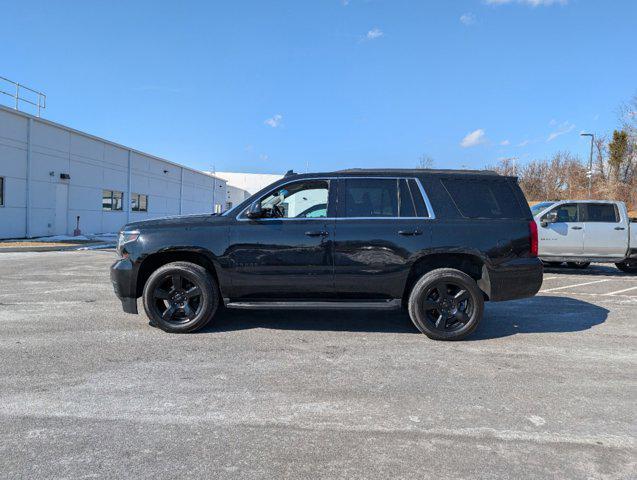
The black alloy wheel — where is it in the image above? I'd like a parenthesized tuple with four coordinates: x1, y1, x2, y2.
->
(142, 261, 219, 333)
(153, 273, 203, 324)
(408, 268, 484, 341)
(421, 282, 473, 333)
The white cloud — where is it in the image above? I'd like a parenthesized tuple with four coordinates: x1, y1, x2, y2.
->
(460, 13, 476, 26)
(485, 0, 568, 6)
(500, 139, 511, 146)
(517, 139, 530, 147)
(460, 129, 486, 148)
(547, 121, 575, 141)
(264, 114, 283, 128)
(363, 28, 384, 41)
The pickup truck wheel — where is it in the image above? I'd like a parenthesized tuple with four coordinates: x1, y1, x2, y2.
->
(142, 261, 219, 333)
(408, 268, 484, 341)
(566, 261, 590, 269)
(615, 260, 637, 274)
(543, 261, 563, 267)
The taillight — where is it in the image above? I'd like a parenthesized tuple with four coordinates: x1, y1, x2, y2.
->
(529, 220, 538, 257)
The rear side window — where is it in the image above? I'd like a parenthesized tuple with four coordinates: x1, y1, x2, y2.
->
(399, 179, 416, 217)
(582, 203, 619, 223)
(342, 178, 398, 217)
(442, 178, 524, 219)
(407, 179, 430, 217)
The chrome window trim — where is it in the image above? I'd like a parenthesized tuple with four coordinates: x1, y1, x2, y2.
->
(236, 176, 436, 222)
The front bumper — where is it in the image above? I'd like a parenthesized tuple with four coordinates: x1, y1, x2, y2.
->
(110, 258, 138, 314)
(479, 257, 543, 302)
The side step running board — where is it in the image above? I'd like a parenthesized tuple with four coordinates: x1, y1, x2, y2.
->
(224, 299, 402, 311)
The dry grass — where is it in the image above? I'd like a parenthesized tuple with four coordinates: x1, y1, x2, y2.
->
(0, 242, 79, 248)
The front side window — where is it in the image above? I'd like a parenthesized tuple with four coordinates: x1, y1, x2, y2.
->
(103, 190, 123, 211)
(254, 179, 329, 219)
(543, 204, 578, 223)
(581, 203, 619, 223)
(131, 193, 148, 212)
(0, 177, 4, 206)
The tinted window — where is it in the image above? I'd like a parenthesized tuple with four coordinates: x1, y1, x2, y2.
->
(442, 178, 523, 219)
(408, 179, 430, 217)
(543, 204, 578, 223)
(399, 179, 416, 217)
(343, 178, 398, 217)
(583, 203, 619, 223)
(0, 177, 4, 206)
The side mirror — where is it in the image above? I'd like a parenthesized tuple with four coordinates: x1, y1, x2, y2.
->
(246, 201, 263, 219)
(541, 211, 558, 228)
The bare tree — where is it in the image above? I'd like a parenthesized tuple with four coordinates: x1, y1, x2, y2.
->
(417, 155, 434, 169)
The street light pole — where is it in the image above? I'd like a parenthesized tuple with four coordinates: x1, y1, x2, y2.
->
(580, 133, 594, 198)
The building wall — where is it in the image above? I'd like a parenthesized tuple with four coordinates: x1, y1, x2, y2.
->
(0, 106, 226, 239)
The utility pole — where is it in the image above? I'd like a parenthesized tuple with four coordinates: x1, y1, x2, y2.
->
(580, 133, 594, 198)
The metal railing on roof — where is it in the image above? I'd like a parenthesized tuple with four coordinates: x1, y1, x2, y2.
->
(0, 76, 46, 117)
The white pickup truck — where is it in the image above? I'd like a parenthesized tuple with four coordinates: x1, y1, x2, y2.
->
(531, 200, 637, 273)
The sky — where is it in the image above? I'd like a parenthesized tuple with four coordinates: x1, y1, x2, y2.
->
(1, 0, 635, 175)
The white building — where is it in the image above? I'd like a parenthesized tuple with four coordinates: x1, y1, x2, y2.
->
(214, 171, 283, 211)
(0, 105, 226, 239)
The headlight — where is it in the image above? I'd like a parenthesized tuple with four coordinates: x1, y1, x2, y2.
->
(118, 230, 140, 251)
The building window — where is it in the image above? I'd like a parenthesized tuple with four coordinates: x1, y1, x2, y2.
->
(102, 190, 123, 211)
(131, 193, 148, 212)
(0, 177, 4, 206)
(214, 203, 222, 214)
(226, 201, 233, 210)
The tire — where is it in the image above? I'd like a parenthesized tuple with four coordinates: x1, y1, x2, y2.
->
(407, 268, 484, 341)
(566, 261, 590, 269)
(142, 261, 219, 333)
(543, 261, 563, 267)
(615, 260, 637, 274)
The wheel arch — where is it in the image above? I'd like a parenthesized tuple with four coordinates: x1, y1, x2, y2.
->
(136, 249, 224, 300)
(402, 253, 488, 305)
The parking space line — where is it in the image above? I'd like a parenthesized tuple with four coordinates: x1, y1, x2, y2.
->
(542, 276, 560, 281)
(540, 279, 611, 293)
(603, 285, 637, 296)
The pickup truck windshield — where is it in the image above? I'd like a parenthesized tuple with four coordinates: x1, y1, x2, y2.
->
(530, 202, 555, 216)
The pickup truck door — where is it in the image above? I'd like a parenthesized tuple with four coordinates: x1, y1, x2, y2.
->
(538, 203, 584, 256)
(581, 202, 628, 257)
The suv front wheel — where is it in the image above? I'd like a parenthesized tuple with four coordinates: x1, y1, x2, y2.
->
(407, 268, 484, 341)
(142, 261, 220, 333)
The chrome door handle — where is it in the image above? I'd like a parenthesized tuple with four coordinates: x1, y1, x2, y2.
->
(398, 230, 422, 236)
(571, 226, 583, 230)
(615, 227, 625, 230)
(305, 231, 328, 237)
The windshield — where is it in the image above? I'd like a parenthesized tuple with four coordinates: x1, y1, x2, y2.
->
(530, 202, 555, 217)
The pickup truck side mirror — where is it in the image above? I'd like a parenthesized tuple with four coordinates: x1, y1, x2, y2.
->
(541, 211, 558, 228)
(246, 201, 264, 219)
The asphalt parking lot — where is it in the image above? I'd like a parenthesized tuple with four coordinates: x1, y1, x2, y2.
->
(0, 251, 635, 479)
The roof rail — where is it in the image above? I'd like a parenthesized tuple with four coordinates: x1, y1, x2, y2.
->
(0, 76, 46, 117)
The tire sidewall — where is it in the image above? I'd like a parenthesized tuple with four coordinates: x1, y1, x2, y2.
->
(408, 268, 484, 341)
(142, 262, 218, 333)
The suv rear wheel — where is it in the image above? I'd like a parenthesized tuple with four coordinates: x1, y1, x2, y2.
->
(142, 261, 219, 333)
(407, 268, 484, 341)
(615, 260, 637, 274)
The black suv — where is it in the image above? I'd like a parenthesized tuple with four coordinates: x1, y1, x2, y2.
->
(111, 169, 542, 340)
